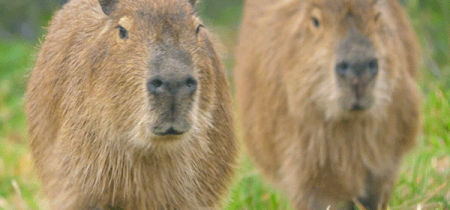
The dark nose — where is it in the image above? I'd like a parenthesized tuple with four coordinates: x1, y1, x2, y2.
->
(336, 58, 378, 78)
(147, 76, 197, 95)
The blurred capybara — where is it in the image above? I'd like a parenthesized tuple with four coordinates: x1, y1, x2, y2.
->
(25, 0, 237, 209)
(235, 0, 421, 209)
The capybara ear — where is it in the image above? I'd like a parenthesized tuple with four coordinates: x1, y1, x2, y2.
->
(189, 0, 197, 6)
(98, 0, 119, 16)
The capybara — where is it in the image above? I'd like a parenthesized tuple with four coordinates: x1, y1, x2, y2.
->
(234, 0, 421, 209)
(25, 0, 238, 209)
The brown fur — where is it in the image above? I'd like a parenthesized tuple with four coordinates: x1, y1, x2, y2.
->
(25, 0, 237, 209)
(234, 0, 421, 209)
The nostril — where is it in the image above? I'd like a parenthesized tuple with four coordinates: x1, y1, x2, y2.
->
(336, 61, 350, 77)
(151, 79, 163, 88)
(148, 78, 164, 94)
(368, 59, 378, 75)
(185, 77, 198, 93)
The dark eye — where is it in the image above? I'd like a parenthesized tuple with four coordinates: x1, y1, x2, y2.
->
(374, 12, 381, 22)
(312, 17, 320, 28)
(195, 24, 203, 36)
(368, 59, 378, 73)
(117, 25, 128, 39)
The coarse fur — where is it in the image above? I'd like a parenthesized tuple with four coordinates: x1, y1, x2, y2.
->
(25, 0, 238, 209)
(234, 0, 421, 209)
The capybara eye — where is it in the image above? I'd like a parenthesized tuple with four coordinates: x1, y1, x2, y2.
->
(311, 17, 320, 28)
(368, 59, 379, 74)
(195, 24, 203, 37)
(117, 25, 128, 39)
(375, 12, 381, 22)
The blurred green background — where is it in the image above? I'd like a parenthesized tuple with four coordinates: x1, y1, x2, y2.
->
(0, 0, 449, 209)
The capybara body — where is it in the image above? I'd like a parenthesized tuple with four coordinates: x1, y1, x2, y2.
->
(25, 0, 237, 209)
(235, 0, 421, 209)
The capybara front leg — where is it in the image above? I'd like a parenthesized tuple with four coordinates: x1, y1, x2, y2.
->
(303, 195, 354, 210)
(357, 172, 395, 210)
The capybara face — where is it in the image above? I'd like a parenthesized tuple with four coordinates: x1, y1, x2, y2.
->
(95, 0, 216, 140)
(279, 0, 391, 118)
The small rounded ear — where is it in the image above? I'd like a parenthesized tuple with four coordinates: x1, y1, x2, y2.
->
(99, 0, 119, 16)
(189, 0, 197, 6)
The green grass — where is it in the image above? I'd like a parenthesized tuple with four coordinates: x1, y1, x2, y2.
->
(1, 0, 450, 208)
(0, 41, 44, 210)
(0, 42, 39, 209)
(389, 85, 450, 209)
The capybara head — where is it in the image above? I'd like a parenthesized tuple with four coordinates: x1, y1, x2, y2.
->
(92, 0, 217, 142)
(268, 0, 394, 119)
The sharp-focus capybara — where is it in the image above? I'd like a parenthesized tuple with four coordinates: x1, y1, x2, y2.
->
(25, 0, 237, 209)
(235, 0, 421, 209)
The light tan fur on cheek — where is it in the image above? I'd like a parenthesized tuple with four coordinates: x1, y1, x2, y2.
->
(98, 20, 113, 38)
(368, 35, 395, 119)
(283, 41, 339, 120)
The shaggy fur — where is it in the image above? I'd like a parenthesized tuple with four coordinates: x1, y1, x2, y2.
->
(234, 0, 421, 209)
(25, 0, 237, 209)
